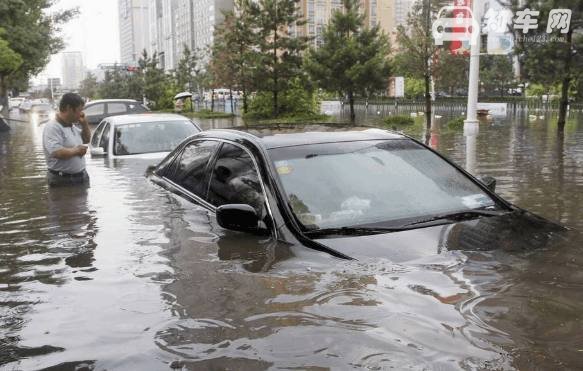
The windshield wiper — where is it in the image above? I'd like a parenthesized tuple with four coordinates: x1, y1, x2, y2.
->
(304, 226, 407, 237)
(304, 209, 510, 238)
(403, 209, 508, 228)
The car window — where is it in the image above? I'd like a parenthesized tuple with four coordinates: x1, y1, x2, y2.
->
(270, 139, 496, 230)
(113, 120, 200, 156)
(84, 103, 105, 115)
(107, 102, 127, 114)
(207, 143, 265, 216)
(91, 121, 106, 147)
(99, 122, 111, 152)
(128, 103, 147, 112)
(166, 140, 219, 198)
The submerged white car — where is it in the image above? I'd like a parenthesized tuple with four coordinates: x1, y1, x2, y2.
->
(89, 113, 202, 159)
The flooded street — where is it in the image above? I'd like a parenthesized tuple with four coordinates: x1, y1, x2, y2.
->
(1, 111, 583, 370)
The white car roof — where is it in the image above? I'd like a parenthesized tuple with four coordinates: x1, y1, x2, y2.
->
(105, 113, 192, 125)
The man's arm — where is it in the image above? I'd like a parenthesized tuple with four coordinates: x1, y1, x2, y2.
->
(79, 112, 91, 143)
(52, 146, 86, 160)
(44, 123, 87, 160)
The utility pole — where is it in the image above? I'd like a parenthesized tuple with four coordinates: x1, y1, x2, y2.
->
(464, 0, 483, 127)
(464, 0, 483, 175)
(424, 0, 432, 129)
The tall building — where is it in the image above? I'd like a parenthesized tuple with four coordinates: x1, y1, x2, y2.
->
(296, 0, 395, 48)
(61, 52, 85, 91)
(395, 0, 414, 28)
(146, 0, 233, 72)
(192, 0, 234, 57)
(119, 0, 150, 65)
(148, 0, 176, 71)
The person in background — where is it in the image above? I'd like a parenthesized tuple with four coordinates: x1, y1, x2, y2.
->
(42, 92, 91, 187)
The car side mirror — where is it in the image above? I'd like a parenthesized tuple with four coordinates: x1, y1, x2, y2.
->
(216, 204, 262, 233)
(90, 147, 105, 156)
(479, 175, 496, 192)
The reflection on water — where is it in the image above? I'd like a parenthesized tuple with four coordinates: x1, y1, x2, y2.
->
(1, 110, 582, 369)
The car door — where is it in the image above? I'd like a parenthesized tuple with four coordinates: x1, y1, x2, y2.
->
(98, 122, 111, 155)
(162, 140, 221, 205)
(206, 143, 268, 221)
(206, 142, 283, 271)
(90, 120, 107, 151)
(159, 140, 284, 271)
(84, 103, 106, 125)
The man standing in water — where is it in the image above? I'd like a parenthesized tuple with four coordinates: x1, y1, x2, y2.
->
(43, 93, 91, 186)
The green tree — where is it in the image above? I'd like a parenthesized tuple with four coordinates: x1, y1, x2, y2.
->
(514, 0, 583, 131)
(138, 50, 167, 109)
(405, 77, 425, 98)
(248, 77, 319, 118)
(0, 32, 23, 113)
(395, 0, 449, 127)
(174, 45, 199, 92)
(79, 72, 99, 99)
(433, 52, 469, 96)
(480, 55, 514, 97)
(252, 0, 308, 116)
(305, 0, 391, 122)
(0, 0, 77, 115)
(209, 30, 236, 111)
(211, 0, 258, 113)
(98, 67, 129, 99)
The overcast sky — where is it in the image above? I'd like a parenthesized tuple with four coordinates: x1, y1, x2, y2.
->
(34, 0, 119, 83)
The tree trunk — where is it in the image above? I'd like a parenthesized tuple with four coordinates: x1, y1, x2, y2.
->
(424, 72, 431, 129)
(0, 75, 9, 118)
(242, 88, 248, 114)
(348, 90, 355, 123)
(229, 88, 234, 114)
(273, 90, 278, 117)
(557, 30, 572, 133)
(211, 88, 215, 112)
(272, 21, 279, 117)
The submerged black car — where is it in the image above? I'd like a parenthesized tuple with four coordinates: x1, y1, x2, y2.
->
(150, 128, 565, 260)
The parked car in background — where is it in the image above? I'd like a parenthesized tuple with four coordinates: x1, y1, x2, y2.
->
(89, 113, 202, 159)
(83, 99, 149, 125)
(30, 103, 54, 125)
(18, 99, 46, 113)
(150, 127, 565, 260)
(9, 97, 26, 111)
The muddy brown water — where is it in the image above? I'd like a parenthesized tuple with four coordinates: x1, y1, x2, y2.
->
(1, 111, 582, 370)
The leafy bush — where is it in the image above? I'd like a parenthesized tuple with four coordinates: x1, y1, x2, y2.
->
(447, 117, 465, 130)
(246, 78, 320, 119)
(383, 115, 414, 127)
(405, 78, 425, 99)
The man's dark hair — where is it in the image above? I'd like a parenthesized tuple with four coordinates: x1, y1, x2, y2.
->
(59, 93, 85, 112)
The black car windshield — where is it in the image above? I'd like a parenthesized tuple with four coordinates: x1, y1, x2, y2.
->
(113, 120, 198, 155)
(269, 139, 497, 230)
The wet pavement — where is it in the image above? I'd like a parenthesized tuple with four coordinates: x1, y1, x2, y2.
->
(1, 110, 582, 370)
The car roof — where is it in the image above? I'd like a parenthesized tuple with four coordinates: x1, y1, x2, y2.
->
(206, 125, 407, 149)
(85, 99, 140, 105)
(105, 113, 192, 125)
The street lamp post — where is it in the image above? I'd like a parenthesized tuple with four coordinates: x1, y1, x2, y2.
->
(464, 0, 483, 127)
(463, 0, 483, 175)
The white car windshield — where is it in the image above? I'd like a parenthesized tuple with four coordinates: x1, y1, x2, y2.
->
(114, 120, 198, 156)
(269, 139, 497, 230)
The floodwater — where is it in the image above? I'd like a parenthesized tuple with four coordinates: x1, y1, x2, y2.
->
(1, 110, 582, 370)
